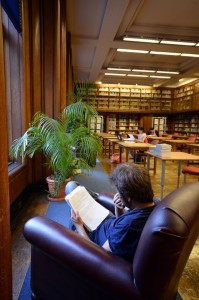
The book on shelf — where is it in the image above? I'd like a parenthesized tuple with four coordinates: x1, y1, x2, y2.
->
(65, 186, 109, 232)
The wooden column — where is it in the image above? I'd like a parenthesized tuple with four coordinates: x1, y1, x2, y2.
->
(0, 5, 12, 300)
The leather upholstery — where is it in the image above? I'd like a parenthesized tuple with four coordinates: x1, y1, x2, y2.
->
(24, 182, 199, 300)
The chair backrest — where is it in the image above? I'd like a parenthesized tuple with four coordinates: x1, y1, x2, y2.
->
(133, 182, 199, 300)
(188, 136, 196, 142)
(150, 139, 159, 145)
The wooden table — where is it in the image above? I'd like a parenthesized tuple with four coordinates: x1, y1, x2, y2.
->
(108, 138, 119, 157)
(117, 141, 155, 163)
(147, 136, 172, 142)
(172, 135, 190, 139)
(97, 133, 117, 154)
(146, 152, 199, 200)
(164, 139, 195, 151)
(187, 143, 199, 154)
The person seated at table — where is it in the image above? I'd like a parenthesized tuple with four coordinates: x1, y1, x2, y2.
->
(148, 127, 159, 137)
(66, 163, 156, 262)
(132, 126, 147, 162)
(134, 126, 147, 142)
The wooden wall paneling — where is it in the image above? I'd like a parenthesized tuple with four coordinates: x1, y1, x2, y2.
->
(54, 0, 61, 117)
(0, 5, 12, 300)
(21, 0, 34, 185)
(60, 0, 67, 111)
(43, 0, 54, 117)
(66, 32, 74, 104)
(31, 0, 42, 114)
(30, 0, 44, 182)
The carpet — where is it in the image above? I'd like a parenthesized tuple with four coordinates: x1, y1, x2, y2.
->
(18, 160, 116, 299)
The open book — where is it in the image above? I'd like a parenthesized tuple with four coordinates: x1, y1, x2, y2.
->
(65, 186, 109, 231)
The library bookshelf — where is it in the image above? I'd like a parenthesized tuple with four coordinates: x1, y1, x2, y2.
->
(78, 83, 199, 137)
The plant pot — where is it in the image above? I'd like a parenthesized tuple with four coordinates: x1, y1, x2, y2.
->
(46, 177, 71, 201)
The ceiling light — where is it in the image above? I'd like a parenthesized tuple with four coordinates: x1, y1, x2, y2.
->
(181, 53, 199, 57)
(160, 40, 196, 46)
(117, 49, 149, 54)
(132, 69, 155, 73)
(104, 73, 126, 76)
(196, 43, 199, 47)
(107, 67, 131, 71)
(157, 70, 180, 74)
(150, 51, 181, 56)
(123, 37, 159, 44)
(150, 75, 171, 79)
(127, 74, 149, 77)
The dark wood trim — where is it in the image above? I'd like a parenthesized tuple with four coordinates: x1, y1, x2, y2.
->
(0, 4, 12, 299)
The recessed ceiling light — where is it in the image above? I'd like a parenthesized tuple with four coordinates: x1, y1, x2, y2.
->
(107, 67, 131, 71)
(157, 71, 180, 74)
(127, 74, 149, 77)
(123, 37, 159, 44)
(150, 75, 171, 79)
(181, 53, 199, 57)
(160, 40, 196, 46)
(104, 73, 126, 76)
(150, 51, 181, 56)
(117, 49, 149, 54)
(132, 69, 155, 73)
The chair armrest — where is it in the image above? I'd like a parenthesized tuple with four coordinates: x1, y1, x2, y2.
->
(97, 192, 115, 214)
(24, 216, 136, 299)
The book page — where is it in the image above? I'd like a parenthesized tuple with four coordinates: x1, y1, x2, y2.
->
(65, 186, 109, 231)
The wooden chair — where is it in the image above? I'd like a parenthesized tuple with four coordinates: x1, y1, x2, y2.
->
(178, 136, 196, 152)
(134, 139, 159, 171)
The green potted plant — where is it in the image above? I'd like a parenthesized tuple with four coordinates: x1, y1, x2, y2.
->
(10, 86, 102, 200)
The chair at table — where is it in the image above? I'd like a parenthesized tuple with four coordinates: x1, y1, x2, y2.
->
(182, 165, 199, 183)
(177, 136, 196, 152)
(24, 182, 199, 300)
(134, 139, 159, 169)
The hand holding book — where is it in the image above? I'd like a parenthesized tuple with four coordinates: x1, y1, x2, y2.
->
(65, 186, 109, 232)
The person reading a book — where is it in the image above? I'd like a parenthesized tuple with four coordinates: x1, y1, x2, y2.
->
(66, 163, 156, 262)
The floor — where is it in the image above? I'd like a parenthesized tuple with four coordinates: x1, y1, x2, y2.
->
(11, 155, 199, 300)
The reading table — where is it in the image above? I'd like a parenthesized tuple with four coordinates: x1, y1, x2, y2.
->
(146, 152, 199, 199)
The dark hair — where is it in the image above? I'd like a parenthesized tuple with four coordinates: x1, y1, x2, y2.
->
(138, 126, 144, 131)
(110, 163, 154, 203)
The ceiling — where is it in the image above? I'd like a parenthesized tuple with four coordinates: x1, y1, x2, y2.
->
(67, 0, 199, 88)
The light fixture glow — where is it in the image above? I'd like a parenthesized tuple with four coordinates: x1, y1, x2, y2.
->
(132, 69, 155, 73)
(104, 73, 126, 76)
(107, 67, 131, 71)
(157, 70, 179, 74)
(160, 40, 196, 46)
(123, 37, 159, 44)
(181, 53, 199, 57)
(117, 49, 149, 54)
(150, 51, 181, 56)
(150, 75, 171, 79)
(127, 74, 149, 77)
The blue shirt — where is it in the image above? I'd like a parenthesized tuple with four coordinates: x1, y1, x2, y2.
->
(89, 205, 155, 262)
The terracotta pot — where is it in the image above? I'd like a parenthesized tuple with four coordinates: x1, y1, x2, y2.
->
(46, 177, 71, 202)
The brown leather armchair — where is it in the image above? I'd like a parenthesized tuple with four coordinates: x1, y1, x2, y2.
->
(24, 182, 199, 300)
